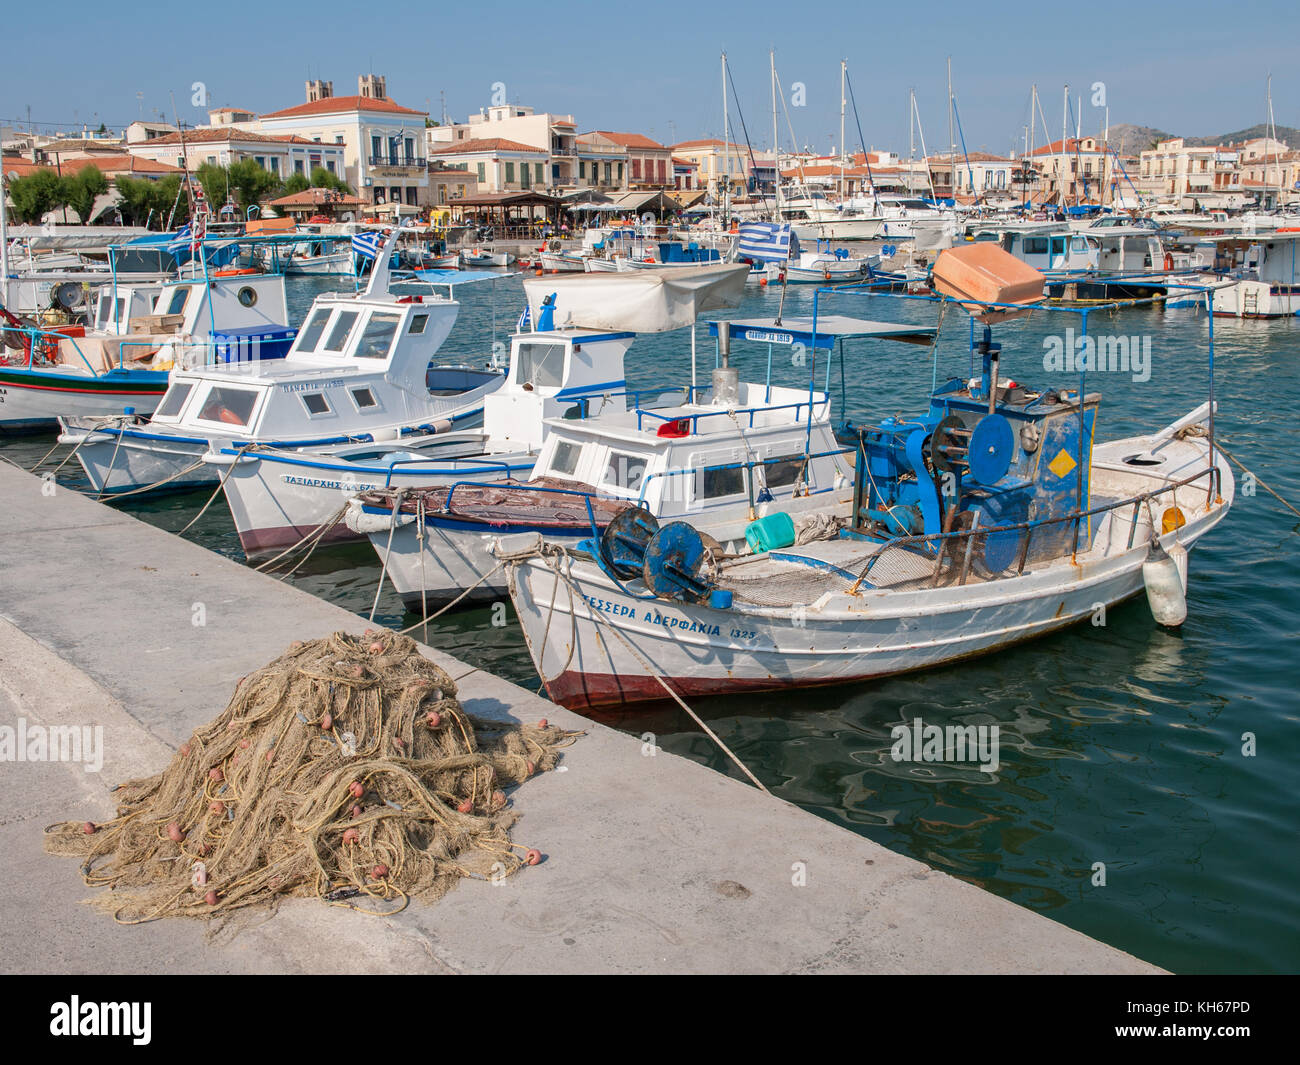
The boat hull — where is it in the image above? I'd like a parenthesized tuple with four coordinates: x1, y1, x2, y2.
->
(0, 367, 167, 432)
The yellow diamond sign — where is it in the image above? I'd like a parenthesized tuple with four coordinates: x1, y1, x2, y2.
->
(1048, 448, 1077, 479)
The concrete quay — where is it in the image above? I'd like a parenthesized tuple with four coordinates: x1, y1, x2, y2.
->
(0, 461, 1160, 973)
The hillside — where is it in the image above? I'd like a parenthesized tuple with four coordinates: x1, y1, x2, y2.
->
(1104, 122, 1300, 153)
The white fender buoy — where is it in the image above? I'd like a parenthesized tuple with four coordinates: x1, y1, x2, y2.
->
(1143, 541, 1188, 627)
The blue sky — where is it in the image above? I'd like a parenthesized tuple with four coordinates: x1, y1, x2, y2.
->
(3, 0, 1296, 154)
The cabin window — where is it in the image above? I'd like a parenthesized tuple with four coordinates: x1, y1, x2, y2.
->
(300, 392, 331, 416)
(408, 313, 429, 335)
(701, 464, 744, 499)
(550, 440, 582, 476)
(154, 381, 193, 420)
(165, 286, 190, 316)
(195, 385, 259, 428)
(295, 308, 331, 352)
(515, 342, 566, 389)
(1071, 237, 1089, 253)
(237, 286, 257, 308)
(355, 313, 402, 358)
(1023, 238, 1048, 255)
(602, 450, 647, 493)
(350, 387, 378, 410)
(764, 455, 806, 488)
(323, 310, 360, 352)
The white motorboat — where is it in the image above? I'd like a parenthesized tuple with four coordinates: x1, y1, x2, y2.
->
(58, 233, 498, 496)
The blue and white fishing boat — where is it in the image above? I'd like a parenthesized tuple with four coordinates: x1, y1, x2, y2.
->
(498, 246, 1233, 710)
(57, 233, 500, 497)
(2, 235, 291, 432)
(343, 270, 937, 611)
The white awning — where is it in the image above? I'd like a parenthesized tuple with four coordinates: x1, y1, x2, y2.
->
(522, 263, 749, 333)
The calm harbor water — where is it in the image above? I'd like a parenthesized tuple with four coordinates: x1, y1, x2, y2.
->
(5, 272, 1297, 974)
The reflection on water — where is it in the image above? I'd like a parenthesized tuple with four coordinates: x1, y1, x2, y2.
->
(3, 274, 1298, 973)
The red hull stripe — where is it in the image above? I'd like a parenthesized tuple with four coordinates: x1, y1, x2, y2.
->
(544, 668, 820, 711)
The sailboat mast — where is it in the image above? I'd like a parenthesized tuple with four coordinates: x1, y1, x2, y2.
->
(771, 49, 781, 216)
(721, 52, 731, 222)
(947, 56, 955, 199)
(1060, 85, 1069, 211)
(840, 59, 847, 200)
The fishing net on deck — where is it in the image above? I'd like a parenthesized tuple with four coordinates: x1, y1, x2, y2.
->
(45, 630, 579, 923)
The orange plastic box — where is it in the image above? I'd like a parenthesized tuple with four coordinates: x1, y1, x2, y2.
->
(932, 243, 1045, 323)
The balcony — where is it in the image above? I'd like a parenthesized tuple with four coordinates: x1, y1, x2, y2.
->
(367, 153, 427, 168)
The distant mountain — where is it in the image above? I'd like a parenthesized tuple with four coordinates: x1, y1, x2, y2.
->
(1183, 124, 1300, 149)
(1105, 124, 1175, 153)
(1103, 122, 1300, 153)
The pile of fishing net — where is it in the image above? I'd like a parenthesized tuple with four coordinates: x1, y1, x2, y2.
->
(45, 630, 577, 922)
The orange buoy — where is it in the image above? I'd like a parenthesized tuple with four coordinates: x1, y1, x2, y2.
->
(349, 781, 364, 799)
(204, 890, 218, 906)
(321, 713, 333, 731)
(209, 801, 224, 816)
(82, 821, 96, 835)
(537, 719, 547, 729)
(167, 822, 185, 843)
(525, 849, 541, 866)
(457, 799, 472, 814)
(426, 711, 442, 728)
(372, 864, 389, 879)
(342, 828, 359, 846)
(208, 768, 223, 783)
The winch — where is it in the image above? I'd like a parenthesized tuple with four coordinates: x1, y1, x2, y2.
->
(854, 324, 1100, 573)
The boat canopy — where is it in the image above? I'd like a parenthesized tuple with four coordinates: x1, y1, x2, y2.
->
(705, 315, 936, 350)
(398, 269, 508, 285)
(522, 263, 749, 333)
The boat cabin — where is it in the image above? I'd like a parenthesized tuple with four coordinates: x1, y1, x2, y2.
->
(148, 290, 482, 441)
(525, 382, 844, 519)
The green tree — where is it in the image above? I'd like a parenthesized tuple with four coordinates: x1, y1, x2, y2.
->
(195, 160, 283, 217)
(308, 166, 352, 194)
(6, 169, 65, 223)
(60, 166, 108, 224)
(282, 171, 310, 195)
(112, 175, 189, 229)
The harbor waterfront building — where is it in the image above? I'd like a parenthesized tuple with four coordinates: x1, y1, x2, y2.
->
(126, 128, 346, 185)
(254, 75, 429, 213)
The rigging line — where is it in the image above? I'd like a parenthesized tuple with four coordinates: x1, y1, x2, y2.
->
(843, 68, 880, 212)
(725, 61, 771, 216)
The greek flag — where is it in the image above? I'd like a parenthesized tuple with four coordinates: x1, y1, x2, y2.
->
(166, 224, 192, 254)
(351, 231, 384, 260)
(737, 221, 792, 263)
(516, 304, 530, 331)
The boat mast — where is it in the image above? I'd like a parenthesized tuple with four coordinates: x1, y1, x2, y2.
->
(721, 52, 731, 225)
(0, 161, 9, 285)
(839, 59, 847, 201)
(947, 56, 955, 201)
(1060, 85, 1069, 212)
(1267, 74, 1280, 208)
(771, 49, 781, 219)
(1028, 84, 1037, 209)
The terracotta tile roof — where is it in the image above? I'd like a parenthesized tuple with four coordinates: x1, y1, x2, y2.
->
(261, 94, 426, 119)
(64, 154, 184, 175)
(268, 188, 364, 207)
(136, 128, 331, 147)
(583, 131, 667, 151)
(431, 137, 546, 155)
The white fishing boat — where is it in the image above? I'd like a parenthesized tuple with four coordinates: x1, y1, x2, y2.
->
(498, 245, 1234, 710)
(57, 234, 498, 496)
(1197, 232, 1300, 318)
(460, 248, 515, 268)
(538, 249, 588, 272)
(345, 287, 936, 611)
(207, 269, 667, 557)
(282, 238, 353, 276)
(3, 267, 291, 433)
